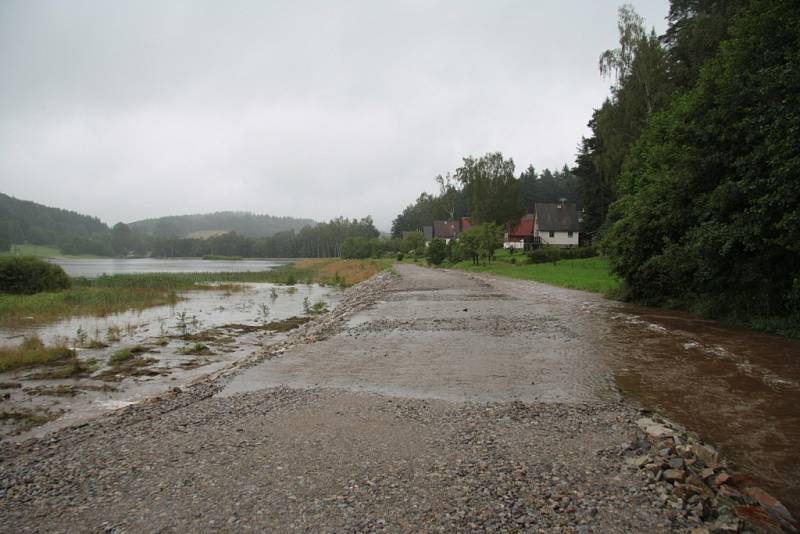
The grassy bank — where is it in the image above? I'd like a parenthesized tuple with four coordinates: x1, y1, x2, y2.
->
(0, 259, 389, 327)
(416, 250, 620, 295)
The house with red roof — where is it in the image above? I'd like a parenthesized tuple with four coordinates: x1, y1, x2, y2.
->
(504, 213, 535, 249)
(504, 202, 580, 249)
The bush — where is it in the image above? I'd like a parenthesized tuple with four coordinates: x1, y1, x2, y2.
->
(527, 246, 596, 264)
(0, 256, 71, 294)
(396, 252, 404, 261)
(340, 236, 374, 259)
(426, 239, 447, 266)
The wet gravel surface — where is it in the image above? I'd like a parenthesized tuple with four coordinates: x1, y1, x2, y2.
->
(1, 265, 698, 532)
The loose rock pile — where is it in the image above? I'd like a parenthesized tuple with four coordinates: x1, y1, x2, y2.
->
(625, 413, 798, 533)
(296, 269, 396, 343)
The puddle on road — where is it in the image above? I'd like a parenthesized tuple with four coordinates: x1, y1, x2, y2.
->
(0, 282, 340, 441)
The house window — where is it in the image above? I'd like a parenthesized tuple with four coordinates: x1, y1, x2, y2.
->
(549, 231, 554, 238)
(568, 231, 573, 238)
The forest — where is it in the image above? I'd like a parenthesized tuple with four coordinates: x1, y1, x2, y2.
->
(0, 193, 380, 260)
(588, 0, 798, 332)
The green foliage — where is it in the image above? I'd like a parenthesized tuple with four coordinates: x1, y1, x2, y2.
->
(340, 236, 374, 259)
(527, 246, 597, 264)
(0, 256, 71, 294)
(458, 227, 480, 265)
(111, 222, 133, 256)
(425, 238, 447, 266)
(518, 165, 579, 213)
(403, 231, 425, 258)
(602, 0, 800, 329)
(0, 192, 113, 256)
(459, 223, 504, 264)
(0, 336, 75, 371)
(109, 345, 148, 365)
(456, 152, 523, 226)
(128, 211, 315, 239)
(574, 5, 675, 236)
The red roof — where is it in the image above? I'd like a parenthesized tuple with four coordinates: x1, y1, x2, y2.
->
(433, 220, 458, 238)
(507, 214, 534, 238)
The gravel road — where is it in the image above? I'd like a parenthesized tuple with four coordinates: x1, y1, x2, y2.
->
(1, 264, 696, 532)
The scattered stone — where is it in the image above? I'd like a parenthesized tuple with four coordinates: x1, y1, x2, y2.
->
(743, 486, 793, 521)
(668, 458, 684, 469)
(714, 472, 731, 487)
(692, 444, 718, 467)
(663, 469, 686, 483)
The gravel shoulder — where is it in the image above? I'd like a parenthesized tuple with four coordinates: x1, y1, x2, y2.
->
(0, 264, 735, 532)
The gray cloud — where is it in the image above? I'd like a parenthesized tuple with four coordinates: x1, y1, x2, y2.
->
(0, 0, 669, 231)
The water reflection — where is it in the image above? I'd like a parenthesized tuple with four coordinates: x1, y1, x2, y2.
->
(47, 257, 296, 278)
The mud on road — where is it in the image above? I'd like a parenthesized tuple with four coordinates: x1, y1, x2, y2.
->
(0, 264, 787, 532)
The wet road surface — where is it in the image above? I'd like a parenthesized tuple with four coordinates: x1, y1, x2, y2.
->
(227, 263, 800, 515)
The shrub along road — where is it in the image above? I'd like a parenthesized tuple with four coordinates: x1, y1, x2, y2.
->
(0, 264, 755, 532)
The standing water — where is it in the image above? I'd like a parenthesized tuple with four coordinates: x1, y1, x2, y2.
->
(48, 257, 295, 278)
(1, 258, 340, 442)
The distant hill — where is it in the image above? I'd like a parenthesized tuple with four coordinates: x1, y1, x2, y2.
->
(128, 211, 317, 238)
(0, 193, 111, 255)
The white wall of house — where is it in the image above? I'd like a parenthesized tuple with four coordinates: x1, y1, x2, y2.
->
(538, 230, 578, 247)
(504, 241, 525, 249)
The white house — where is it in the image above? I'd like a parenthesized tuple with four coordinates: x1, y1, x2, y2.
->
(534, 202, 579, 247)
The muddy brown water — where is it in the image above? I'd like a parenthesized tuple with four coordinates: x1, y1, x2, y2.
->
(481, 273, 800, 517)
(601, 305, 800, 517)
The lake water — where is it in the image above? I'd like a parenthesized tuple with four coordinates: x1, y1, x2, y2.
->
(48, 258, 296, 278)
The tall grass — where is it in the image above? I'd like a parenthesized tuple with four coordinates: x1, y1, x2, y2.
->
(291, 259, 392, 286)
(0, 336, 75, 371)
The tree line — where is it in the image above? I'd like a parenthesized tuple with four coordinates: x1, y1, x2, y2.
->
(0, 191, 381, 259)
(391, 158, 579, 238)
(577, 0, 799, 333)
(137, 217, 380, 258)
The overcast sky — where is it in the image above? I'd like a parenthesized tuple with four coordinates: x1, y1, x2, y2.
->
(0, 0, 669, 231)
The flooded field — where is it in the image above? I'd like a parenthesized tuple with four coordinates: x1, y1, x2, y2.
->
(0, 282, 340, 441)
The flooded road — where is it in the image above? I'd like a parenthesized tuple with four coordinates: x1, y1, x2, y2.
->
(227, 264, 800, 516)
(477, 271, 800, 517)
